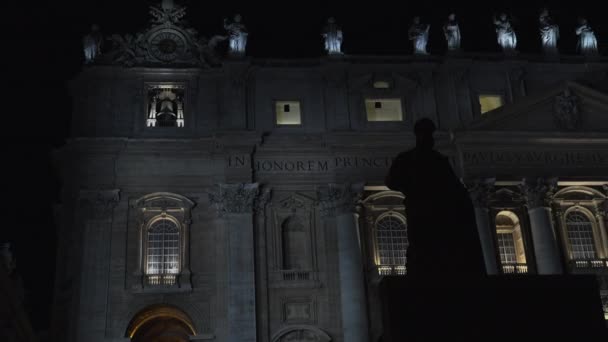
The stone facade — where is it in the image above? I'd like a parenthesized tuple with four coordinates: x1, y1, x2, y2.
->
(53, 53, 608, 341)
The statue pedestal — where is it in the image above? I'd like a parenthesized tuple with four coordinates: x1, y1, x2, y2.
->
(379, 275, 607, 341)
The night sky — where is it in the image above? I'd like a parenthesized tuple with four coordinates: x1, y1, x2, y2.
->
(5, 0, 608, 334)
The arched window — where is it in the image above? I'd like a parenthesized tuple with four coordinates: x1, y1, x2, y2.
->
(495, 211, 527, 274)
(566, 211, 597, 260)
(145, 218, 180, 285)
(375, 214, 408, 275)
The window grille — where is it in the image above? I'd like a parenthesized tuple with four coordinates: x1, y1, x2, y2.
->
(566, 211, 597, 260)
(497, 232, 517, 264)
(376, 215, 408, 266)
(146, 219, 180, 280)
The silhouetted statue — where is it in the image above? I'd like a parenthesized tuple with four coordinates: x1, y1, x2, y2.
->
(385, 118, 485, 279)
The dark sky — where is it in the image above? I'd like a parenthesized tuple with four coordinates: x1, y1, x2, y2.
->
(4, 0, 608, 334)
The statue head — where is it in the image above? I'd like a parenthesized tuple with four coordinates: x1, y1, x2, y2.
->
(413, 16, 421, 24)
(414, 118, 436, 150)
(578, 17, 588, 25)
(234, 14, 242, 22)
(91, 24, 100, 32)
(328, 17, 336, 24)
(499, 13, 507, 21)
(539, 7, 549, 17)
(448, 13, 456, 21)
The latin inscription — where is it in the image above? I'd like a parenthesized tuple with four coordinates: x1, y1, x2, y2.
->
(227, 155, 394, 173)
(463, 150, 608, 167)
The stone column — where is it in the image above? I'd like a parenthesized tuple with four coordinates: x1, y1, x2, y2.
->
(317, 183, 369, 342)
(468, 179, 499, 275)
(521, 178, 563, 274)
(76, 189, 120, 342)
(593, 204, 608, 259)
(209, 183, 270, 342)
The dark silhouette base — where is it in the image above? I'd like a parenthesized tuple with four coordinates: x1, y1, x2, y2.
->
(379, 275, 607, 342)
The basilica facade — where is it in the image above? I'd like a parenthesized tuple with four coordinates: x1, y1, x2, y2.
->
(52, 2, 608, 342)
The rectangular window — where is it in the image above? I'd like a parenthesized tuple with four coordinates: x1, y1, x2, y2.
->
(146, 84, 186, 128)
(276, 101, 302, 125)
(365, 98, 403, 122)
(373, 81, 391, 89)
(479, 94, 504, 114)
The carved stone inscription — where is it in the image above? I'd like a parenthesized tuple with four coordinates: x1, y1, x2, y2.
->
(463, 150, 608, 167)
(227, 155, 394, 173)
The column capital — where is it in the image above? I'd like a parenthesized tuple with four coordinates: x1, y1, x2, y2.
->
(316, 182, 364, 217)
(465, 178, 495, 208)
(78, 189, 120, 219)
(208, 183, 272, 215)
(520, 177, 558, 209)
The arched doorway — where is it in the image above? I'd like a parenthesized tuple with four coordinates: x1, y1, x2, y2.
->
(125, 304, 197, 342)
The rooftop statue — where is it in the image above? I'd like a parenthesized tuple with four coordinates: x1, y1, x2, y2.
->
(443, 13, 461, 52)
(493, 13, 517, 53)
(408, 16, 430, 55)
(322, 17, 344, 55)
(539, 8, 559, 54)
(224, 14, 248, 57)
(83, 24, 103, 64)
(576, 17, 598, 56)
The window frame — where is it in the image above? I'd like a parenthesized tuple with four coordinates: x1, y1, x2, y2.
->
(131, 192, 195, 293)
(474, 90, 506, 116)
(274, 99, 304, 128)
(143, 215, 182, 280)
(372, 211, 408, 274)
(562, 206, 601, 261)
(364, 98, 406, 123)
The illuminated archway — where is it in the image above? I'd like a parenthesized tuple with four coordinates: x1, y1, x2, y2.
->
(125, 304, 196, 342)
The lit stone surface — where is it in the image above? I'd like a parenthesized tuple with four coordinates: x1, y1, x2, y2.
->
(55, 4, 608, 340)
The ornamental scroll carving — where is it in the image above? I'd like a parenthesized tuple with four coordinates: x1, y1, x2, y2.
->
(316, 183, 364, 217)
(78, 189, 120, 220)
(208, 183, 271, 215)
(520, 178, 558, 209)
(465, 178, 495, 208)
(553, 89, 581, 131)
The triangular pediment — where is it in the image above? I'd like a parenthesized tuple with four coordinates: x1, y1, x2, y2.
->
(466, 81, 608, 132)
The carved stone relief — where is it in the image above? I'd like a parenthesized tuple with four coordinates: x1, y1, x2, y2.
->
(553, 89, 581, 131)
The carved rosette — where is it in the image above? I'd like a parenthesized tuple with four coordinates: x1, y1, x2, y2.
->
(465, 178, 495, 208)
(520, 178, 558, 209)
(78, 189, 120, 220)
(316, 183, 364, 217)
(209, 183, 271, 215)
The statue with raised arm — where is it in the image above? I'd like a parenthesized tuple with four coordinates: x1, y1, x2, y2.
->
(322, 17, 344, 55)
(493, 13, 517, 53)
(575, 17, 598, 56)
(443, 13, 461, 52)
(408, 17, 430, 55)
(223, 14, 248, 57)
(83, 24, 102, 64)
(539, 8, 559, 54)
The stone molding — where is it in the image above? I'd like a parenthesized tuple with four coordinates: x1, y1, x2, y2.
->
(520, 178, 558, 209)
(316, 183, 364, 217)
(208, 183, 271, 215)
